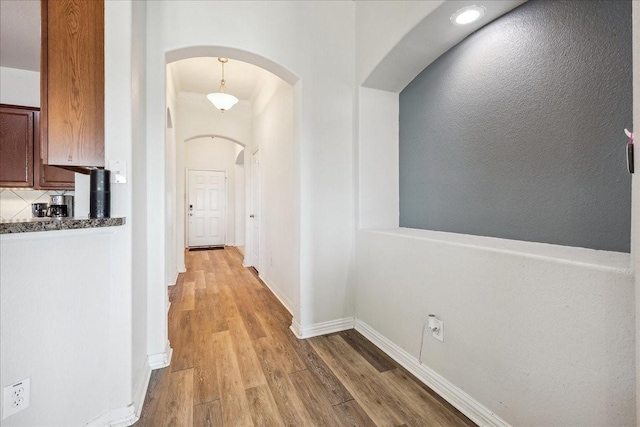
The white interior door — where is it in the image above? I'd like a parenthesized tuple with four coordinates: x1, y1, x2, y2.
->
(187, 170, 226, 247)
(250, 149, 260, 268)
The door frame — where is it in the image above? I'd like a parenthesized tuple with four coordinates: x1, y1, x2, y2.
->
(246, 146, 260, 268)
(185, 168, 228, 248)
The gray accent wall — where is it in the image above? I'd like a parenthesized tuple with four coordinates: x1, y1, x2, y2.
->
(399, 0, 632, 253)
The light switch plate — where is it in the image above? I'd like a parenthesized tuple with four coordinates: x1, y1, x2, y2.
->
(108, 160, 127, 184)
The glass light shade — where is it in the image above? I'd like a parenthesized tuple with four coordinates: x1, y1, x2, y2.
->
(207, 92, 239, 112)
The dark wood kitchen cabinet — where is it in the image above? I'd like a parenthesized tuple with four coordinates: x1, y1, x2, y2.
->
(0, 105, 74, 189)
(33, 111, 75, 189)
(41, 0, 105, 168)
(0, 106, 34, 187)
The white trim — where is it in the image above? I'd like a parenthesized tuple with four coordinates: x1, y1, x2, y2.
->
(258, 274, 294, 315)
(246, 146, 260, 269)
(84, 405, 136, 427)
(106, 405, 137, 427)
(290, 317, 355, 339)
(167, 269, 180, 287)
(148, 340, 173, 370)
(84, 410, 110, 427)
(355, 319, 511, 427)
(290, 318, 303, 338)
(133, 358, 153, 420)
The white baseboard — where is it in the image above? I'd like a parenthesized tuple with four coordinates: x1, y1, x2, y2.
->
(258, 274, 294, 315)
(290, 317, 355, 339)
(148, 341, 173, 369)
(84, 404, 136, 427)
(133, 357, 153, 419)
(290, 318, 303, 338)
(84, 345, 167, 427)
(107, 405, 137, 427)
(354, 319, 511, 427)
(167, 270, 181, 287)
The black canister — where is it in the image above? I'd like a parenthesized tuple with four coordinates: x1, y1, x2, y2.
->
(90, 169, 111, 218)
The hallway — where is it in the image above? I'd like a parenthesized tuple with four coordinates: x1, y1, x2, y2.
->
(135, 248, 474, 426)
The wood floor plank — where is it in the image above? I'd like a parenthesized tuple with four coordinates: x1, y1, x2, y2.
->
(309, 334, 407, 426)
(195, 270, 206, 290)
(254, 337, 313, 426)
(193, 400, 223, 427)
(256, 323, 306, 374)
(212, 330, 254, 426)
(333, 399, 377, 427)
(227, 316, 268, 389)
(193, 309, 219, 405)
(339, 329, 399, 373)
(289, 369, 345, 426)
(157, 368, 193, 427)
(230, 286, 268, 340)
(193, 362, 219, 406)
(381, 368, 476, 427)
(135, 367, 171, 427)
(218, 286, 240, 319)
(181, 281, 195, 311)
(171, 310, 194, 372)
(245, 384, 285, 426)
(280, 329, 352, 405)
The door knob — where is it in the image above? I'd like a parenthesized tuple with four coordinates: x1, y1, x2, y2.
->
(249, 214, 255, 218)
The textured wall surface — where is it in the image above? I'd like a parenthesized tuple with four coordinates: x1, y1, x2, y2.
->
(399, 0, 632, 252)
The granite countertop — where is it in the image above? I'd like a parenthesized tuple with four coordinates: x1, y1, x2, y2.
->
(0, 217, 126, 234)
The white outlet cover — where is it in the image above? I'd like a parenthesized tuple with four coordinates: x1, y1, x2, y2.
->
(432, 319, 444, 342)
(3, 377, 30, 419)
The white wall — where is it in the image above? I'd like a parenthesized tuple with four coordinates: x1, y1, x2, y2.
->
(147, 1, 356, 335)
(354, 2, 637, 426)
(251, 80, 297, 312)
(355, 2, 442, 86)
(165, 66, 178, 286)
(0, 232, 111, 425)
(358, 87, 398, 229)
(0, 67, 39, 107)
(185, 137, 242, 245)
(357, 230, 634, 426)
(633, 1, 640, 420)
(131, 0, 149, 414)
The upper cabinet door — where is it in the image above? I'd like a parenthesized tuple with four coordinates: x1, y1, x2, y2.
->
(0, 106, 34, 187)
(42, 0, 104, 168)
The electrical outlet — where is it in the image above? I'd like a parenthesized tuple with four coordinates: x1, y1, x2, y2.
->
(3, 378, 30, 419)
(431, 319, 444, 342)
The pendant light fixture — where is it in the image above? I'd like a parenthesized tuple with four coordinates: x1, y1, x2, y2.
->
(207, 58, 239, 112)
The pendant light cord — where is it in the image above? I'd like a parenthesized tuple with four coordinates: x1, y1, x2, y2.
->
(220, 60, 226, 93)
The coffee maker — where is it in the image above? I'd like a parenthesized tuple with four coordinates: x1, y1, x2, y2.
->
(48, 195, 69, 218)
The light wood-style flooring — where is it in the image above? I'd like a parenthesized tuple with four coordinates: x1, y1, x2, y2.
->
(134, 247, 475, 427)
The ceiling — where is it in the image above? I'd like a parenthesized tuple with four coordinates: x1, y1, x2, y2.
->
(169, 57, 276, 102)
(0, 0, 40, 71)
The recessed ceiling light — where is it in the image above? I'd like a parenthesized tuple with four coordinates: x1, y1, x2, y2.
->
(451, 5, 486, 25)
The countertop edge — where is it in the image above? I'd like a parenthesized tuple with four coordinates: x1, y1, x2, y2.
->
(0, 217, 126, 234)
